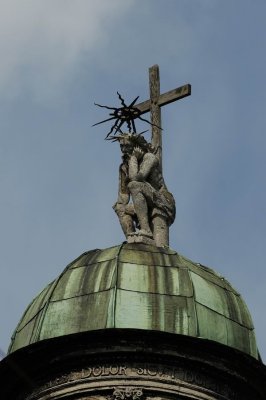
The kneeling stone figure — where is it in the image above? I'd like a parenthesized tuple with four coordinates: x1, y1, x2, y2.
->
(113, 133, 175, 247)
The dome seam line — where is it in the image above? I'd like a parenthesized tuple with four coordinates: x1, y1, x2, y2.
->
(195, 300, 254, 330)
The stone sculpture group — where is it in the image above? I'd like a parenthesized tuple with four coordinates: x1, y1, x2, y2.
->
(113, 133, 175, 247)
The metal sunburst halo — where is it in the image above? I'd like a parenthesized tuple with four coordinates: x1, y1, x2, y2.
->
(92, 92, 161, 139)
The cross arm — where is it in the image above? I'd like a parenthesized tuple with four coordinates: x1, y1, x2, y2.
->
(136, 83, 191, 115)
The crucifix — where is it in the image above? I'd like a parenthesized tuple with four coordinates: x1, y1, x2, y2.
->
(93, 65, 191, 247)
(135, 64, 191, 172)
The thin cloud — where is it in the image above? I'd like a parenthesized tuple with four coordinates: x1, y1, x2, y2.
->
(0, 0, 134, 100)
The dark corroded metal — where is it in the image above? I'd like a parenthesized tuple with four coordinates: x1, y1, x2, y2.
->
(8, 243, 258, 358)
(93, 92, 160, 139)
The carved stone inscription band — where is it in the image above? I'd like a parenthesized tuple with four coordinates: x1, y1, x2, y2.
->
(35, 363, 238, 400)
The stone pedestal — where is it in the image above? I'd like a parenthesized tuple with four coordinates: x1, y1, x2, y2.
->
(127, 234, 155, 246)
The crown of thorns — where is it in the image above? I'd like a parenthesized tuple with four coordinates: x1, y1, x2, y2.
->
(92, 92, 160, 139)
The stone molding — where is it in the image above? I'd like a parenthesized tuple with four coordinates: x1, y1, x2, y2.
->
(1, 329, 266, 400)
(26, 361, 244, 400)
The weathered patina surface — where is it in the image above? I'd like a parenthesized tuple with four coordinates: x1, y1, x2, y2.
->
(8, 243, 258, 358)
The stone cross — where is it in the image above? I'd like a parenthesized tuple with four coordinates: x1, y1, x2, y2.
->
(135, 64, 191, 172)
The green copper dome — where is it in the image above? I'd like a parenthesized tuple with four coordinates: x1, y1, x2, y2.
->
(8, 243, 258, 358)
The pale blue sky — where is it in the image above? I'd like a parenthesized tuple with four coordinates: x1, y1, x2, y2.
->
(0, 0, 266, 361)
